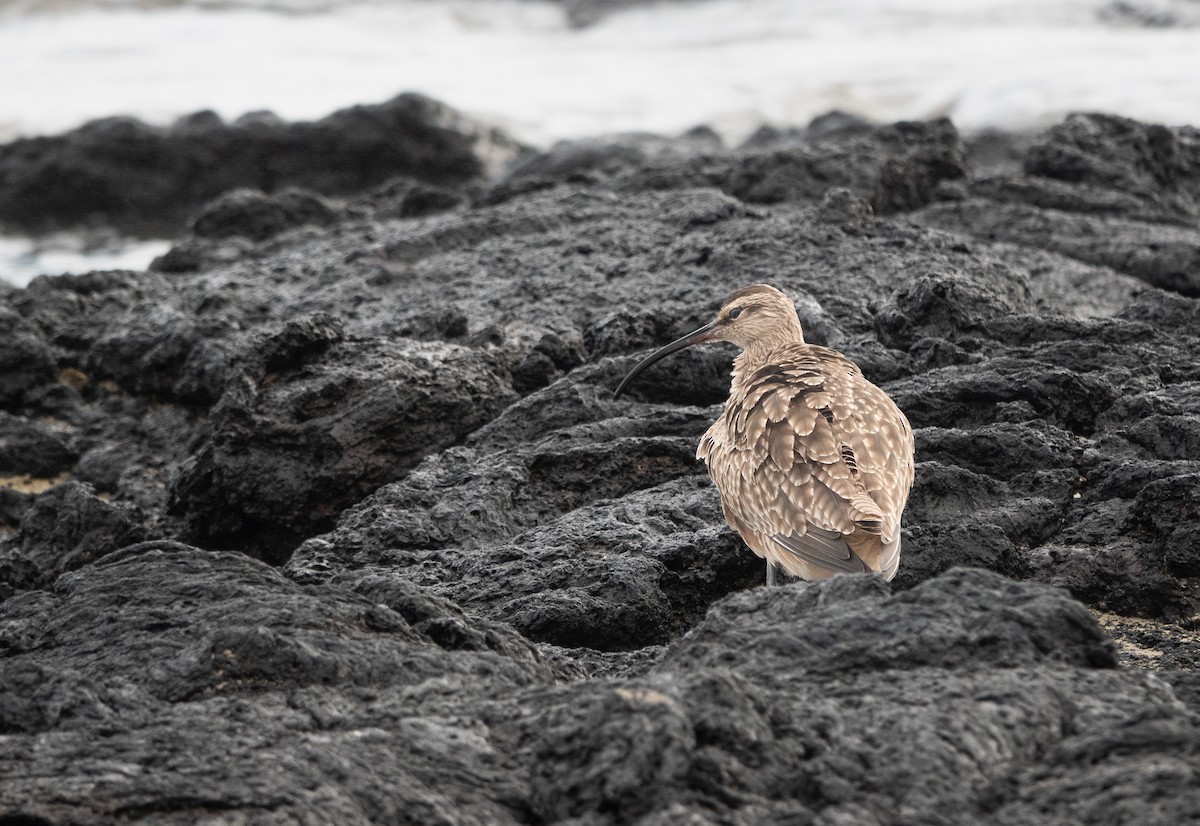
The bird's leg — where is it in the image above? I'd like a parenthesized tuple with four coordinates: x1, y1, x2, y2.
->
(766, 561, 778, 588)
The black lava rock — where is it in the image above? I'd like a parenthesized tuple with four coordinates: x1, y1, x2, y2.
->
(2, 103, 1200, 823)
(0, 93, 525, 236)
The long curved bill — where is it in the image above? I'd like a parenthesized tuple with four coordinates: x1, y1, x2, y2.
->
(612, 320, 720, 399)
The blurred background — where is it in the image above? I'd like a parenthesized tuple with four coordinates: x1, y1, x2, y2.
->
(2, 0, 1198, 284)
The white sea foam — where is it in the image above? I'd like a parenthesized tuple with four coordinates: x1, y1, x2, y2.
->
(4, 0, 1198, 146)
(2, 0, 1198, 284)
(0, 234, 171, 288)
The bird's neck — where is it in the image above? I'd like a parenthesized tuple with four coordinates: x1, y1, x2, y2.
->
(730, 324, 805, 392)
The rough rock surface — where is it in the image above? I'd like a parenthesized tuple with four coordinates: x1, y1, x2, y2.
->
(2, 105, 1200, 823)
(171, 314, 519, 561)
(0, 93, 525, 236)
(2, 550, 1196, 824)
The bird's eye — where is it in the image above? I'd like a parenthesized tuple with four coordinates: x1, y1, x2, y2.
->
(727, 307, 743, 320)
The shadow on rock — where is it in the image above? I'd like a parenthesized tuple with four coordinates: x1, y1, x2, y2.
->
(170, 314, 517, 563)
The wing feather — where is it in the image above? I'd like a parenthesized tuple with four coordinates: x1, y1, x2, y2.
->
(767, 420, 794, 471)
(772, 531, 867, 574)
(700, 343, 914, 579)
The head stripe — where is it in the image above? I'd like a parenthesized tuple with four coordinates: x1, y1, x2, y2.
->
(723, 284, 780, 306)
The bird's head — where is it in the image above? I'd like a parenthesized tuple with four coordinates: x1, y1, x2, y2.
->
(613, 284, 804, 399)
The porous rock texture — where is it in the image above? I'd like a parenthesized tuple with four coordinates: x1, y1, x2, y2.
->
(0, 93, 523, 237)
(2, 101, 1200, 823)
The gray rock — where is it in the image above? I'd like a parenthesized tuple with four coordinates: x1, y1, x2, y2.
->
(612, 118, 966, 214)
(486, 117, 964, 217)
(2, 104, 1200, 822)
(912, 198, 1200, 295)
(170, 315, 518, 561)
(0, 93, 525, 236)
(8, 480, 145, 585)
(189, 187, 341, 242)
(6, 548, 1193, 825)
(1025, 113, 1200, 221)
(0, 411, 77, 477)
(0, 306, 56, 410)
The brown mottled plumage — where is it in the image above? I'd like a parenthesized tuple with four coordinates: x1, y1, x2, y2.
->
(614, 284, 915, 584)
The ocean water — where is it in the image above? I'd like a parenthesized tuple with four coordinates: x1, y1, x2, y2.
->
(2, 0, 1198, 285)
(0, 234, 171, 289)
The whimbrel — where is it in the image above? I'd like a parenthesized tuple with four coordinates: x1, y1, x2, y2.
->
(614, 284, 915, 585)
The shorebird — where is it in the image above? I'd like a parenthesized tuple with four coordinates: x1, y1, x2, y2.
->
(614, 284, 915, 585)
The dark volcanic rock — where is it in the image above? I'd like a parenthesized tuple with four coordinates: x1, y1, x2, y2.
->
(912, 113, 1200, 296)
(0, 307, 57, 410)
(913, 198, 1200, 295)
(643, 570, 1200, 825)
(492, 115, 966, 215)
(3, 105, 1200, 823)
(486, 128, 724, 202)
(189, 187, 341, 242)
(0, 542, 556, 823)
(1128, 473, 1200, 577)
(1, 481, 145, 587)
(649, 116, 966, 214)
(1025, 113, 1200, 221)
(349, 176, 467, 220)
(6, 554, 1195, 825)
(0, 93, 525, 236)
(0, 412, 77, 477)
(0, 541, 553, 701)
(170, 315, 518, 561)
(86, 303, 234, 405)
(284, 362, 762, 649)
